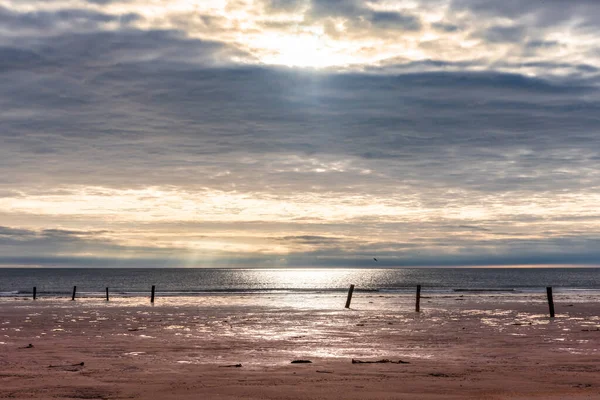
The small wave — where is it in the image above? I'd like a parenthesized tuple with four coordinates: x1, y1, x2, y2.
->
(0, 291, 20, 297)
(454, 288, 516, 292)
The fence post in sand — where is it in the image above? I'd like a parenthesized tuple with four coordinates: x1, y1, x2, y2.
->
(546, 287, 555, 318)
(33, 286, 37, 300)
(71, 286, 77, 301)
(415, 285, 421, 312)
(151, 285, 156, 304)
(345, 284, 355, 308)
(106, 287, 109, 301)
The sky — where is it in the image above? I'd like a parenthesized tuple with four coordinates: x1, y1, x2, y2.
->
(1, 0, 599, 268)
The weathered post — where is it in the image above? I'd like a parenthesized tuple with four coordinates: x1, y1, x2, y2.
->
(71, 286, 77, 301)
(546, 286, 555, 318)
(33, 286, 37, 300)
(151, 285, 156, 304)
(415, 284, 421, 312)
(106, 287, 109, 301)
(345, 284, 355, 308)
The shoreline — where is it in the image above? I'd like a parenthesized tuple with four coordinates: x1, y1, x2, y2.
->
(2, 290, 599, 305)
(3, 286, 600, 298)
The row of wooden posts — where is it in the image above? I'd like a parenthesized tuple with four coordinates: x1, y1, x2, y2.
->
(344, 284, 556, 317)
(29, 284, 557, 318)
(32, 285, 157, 304)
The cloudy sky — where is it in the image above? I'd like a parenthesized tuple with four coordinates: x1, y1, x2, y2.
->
(1, 0, 599, 268)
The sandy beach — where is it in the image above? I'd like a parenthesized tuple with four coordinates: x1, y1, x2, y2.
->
(1, 292, 599, 399)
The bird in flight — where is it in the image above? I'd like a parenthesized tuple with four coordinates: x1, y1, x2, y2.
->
(373, 257, 378, 262)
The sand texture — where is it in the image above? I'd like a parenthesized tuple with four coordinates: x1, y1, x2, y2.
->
(1, 293, 599, 399)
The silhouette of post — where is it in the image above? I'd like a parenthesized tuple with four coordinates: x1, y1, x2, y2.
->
(71, 286, 77, 301)
(106, 287, 109, 302)
(546, 287, 555, 318)
(345, 284, 355, 308)
(151, 285, 156, 304)
(415, 285, 421, 312)
(33, 287, 37, 300)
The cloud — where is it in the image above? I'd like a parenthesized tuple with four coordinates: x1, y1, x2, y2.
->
(4, 0, 600, 73)
(307, 0, 423, 36)
(432, 22, 460, 33)
(525, 40, 560, 49)
(368, 11, 422, 31)
(0, 6, 138, 37)
(279, 235, 344, 244)
(264, 0, 306, 12)
(1, 28, 599, 200)
(481, 25, 526, 43)
(308, 0, 362, 19)
(2, 29, 251, 70)
(0, 225, 121, 258)
(2, 219, 600, 268)
(451, 0, 600, 27)
(1, 1, 600, 267)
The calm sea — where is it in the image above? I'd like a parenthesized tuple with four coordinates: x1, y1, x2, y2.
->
(1, 268, 599, 297)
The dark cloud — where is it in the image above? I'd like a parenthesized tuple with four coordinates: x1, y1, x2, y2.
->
(0, 226, 109, 242)
(0, 47, 46, 72)
(525, 40, 560, 49)
(457, 225, 492, 232)
(481, 25, 526, 43)
(0, 225, 193, 266)
(279, 235, 343, 244)
(452, 0, 600, 27)
(0, 226, 35, 239)
(517, 61, 599, 74)
(369, 11, 422, 31)
(3, 236, 600, 267)
(0, 225, 118, 258)
(1, 26, 599, 199)
(2, 29, 249, 69)
(307, 0, 422, 33)
(264, 0, 306, 12)
(432, 22, 460, 32)
(309, 0, 362, 18)
(0, 6, 138, 36)
(0, 256, 174, 268)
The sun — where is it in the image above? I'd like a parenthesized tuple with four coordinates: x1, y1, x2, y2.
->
(255, 33, 355, 68)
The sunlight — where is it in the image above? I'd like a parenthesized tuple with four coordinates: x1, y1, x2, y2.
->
(256, 33, 354, 68)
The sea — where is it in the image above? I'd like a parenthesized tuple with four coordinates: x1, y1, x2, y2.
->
(1, 267, 599, 298)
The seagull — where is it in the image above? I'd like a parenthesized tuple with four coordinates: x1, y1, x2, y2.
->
(373, 257, 378, 262)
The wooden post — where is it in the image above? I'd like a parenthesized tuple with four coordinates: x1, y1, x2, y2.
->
(151, 285, 155, 304)
(345, 284, 355, 308)
(106, 287, 109, 302)
(71, 286, 77, 301)
(33, 286, 37, 300)
(546, 286, 555, 318)
(415, 284, 421, 312)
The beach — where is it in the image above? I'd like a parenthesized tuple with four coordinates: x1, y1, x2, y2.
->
(1, 292, 599, 399)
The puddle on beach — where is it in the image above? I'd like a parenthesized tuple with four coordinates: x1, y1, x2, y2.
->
(165, 325, 190, 331)
(3, 294, 599, 367)
(123, 352, 146, 356)
(556, 347, 599, 355)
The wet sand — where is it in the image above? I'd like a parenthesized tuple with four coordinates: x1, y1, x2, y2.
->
(1, 293, 599, 399)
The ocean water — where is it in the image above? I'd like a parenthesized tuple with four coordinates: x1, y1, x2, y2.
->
(0, 268, 599, 298)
